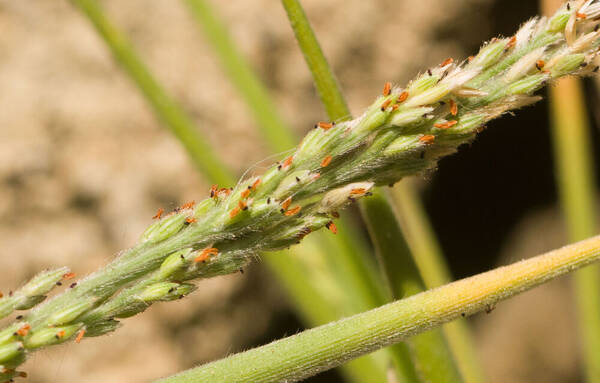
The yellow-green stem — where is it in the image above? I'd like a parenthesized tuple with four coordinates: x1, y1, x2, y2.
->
(540, 1, 600, 381)
(157, 235, 600, 383)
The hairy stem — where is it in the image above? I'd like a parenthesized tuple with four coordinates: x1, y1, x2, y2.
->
(156, 235, 600, 383)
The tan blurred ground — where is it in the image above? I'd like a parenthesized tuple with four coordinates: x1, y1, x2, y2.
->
(0, 0, 584, 382)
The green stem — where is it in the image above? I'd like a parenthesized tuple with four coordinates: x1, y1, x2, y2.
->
(281, 1, 467, 381)
(390, 180, 487, 383)
(70, 0, 233, 186)
(548, 78, 600, 382)
(361, 189, 463, 383)
(280, 0, 350, 121)
(157, 234, 600, 383)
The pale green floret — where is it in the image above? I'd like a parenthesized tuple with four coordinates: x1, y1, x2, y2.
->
(139, 282, 196, 302)
(193, 198, 214, 218)
(24, 325, 81, 349)
(507, 73, 548, 95)
(0, 342, 23, 364)
(352, 98, 392, 135)
(383, 135, 425, 157)
(158, 249, 194, 280)
(14, 295, 45, 311)
(471, 39, 509, 69)
(20, 268, 69, 297)
(407, 74, 440, 96)
(274, 170, 312, 200)
(85, 319, 121, 337)
(46, 298, 95, 326)
(388, 107, 433, 128)
(550, 54, 586, 77)
(0, 300, 15, 320)
(404, 83, 451, 108)
(548, 11, 571, 33)
(141, 212, 188, 243)
(0, 325, 20, 346)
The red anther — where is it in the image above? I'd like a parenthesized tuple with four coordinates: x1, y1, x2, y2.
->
(185, 217, 197, 224)
(152, 208, 164, 220)
(181, 201, 196, 210)
(434, 120, 458, 129)
(380, 99, 392, 111)
(450, 99, 458, 116)
(229, 207, 240, 218)
(419, 134, 436, 145)
(16, 324, 30, 337)
(281, 197, 292, 211)
(325, 221, 338, 234)
(382, 81, 392, 96)
(320, 155, 332, 168)
(440, 57, 454, 67)
(397, 91, 409, 103)
(284, 206, 302, 216)
(315, 122, 334, 131)
(63, 272, 76, 280)
(75, 329, 86, 344)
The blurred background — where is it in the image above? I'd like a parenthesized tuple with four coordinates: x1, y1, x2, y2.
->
(1, 0, 599, 382)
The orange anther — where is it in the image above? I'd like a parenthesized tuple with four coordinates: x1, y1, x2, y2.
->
(283, 155, 294, 168)
(181, 201, 196, 210)
(238, 200, 248, 211)
(16, 324, 30, 337)
(56, 330, 66, 338)
(210, 184, 218, 198)
(382, 81, 392, 96)
(185, 217, 197, 224)
(419, 134, 436, 145)
(507, 35, 517, 49)
(75, 329, 86, 343)
(350, 188, 367, 195)
(219, 188, 231, 197)
(251, 178, 262, 190)
(326, 221, 338, 234)
(320, 155, 333, 168)
(467, 55, 475, 62)
(17, 371, 27, 378)
(63, 272, 76, 280)
(240, 189, 251, 198)
(397, 91, 409, 103)
(284, 206, 302, 216)
(152, 208, 164, 220)
(440, 57, 454, 67)
(316, 122, 334, 131)
(434, 120, 458, 129)
(194, 248, 219, 263)
(450, 100, 458, 116)
(577, 12, 587, 19)
(281, 197, 292, 211)
(380, 98, 392, 111)
(535, 60, 545, 70)
(229, 207, 240, 218)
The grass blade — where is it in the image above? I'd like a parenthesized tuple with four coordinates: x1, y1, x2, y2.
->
(70, 0, 233, 186)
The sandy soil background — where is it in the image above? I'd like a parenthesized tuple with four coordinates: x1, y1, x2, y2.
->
(0, 0, 594, 382)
